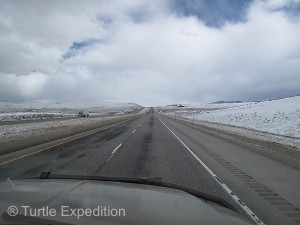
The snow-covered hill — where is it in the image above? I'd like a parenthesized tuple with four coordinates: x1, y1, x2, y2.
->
(188, 97, 300, 138)
(159, 96, 300, 139)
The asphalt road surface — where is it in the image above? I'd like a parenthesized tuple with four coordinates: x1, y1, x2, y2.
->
(0, 111, 299, 225)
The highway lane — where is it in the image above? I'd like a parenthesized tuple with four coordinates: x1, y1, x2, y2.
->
(0, 116, 147, 178)
(0, 111, 299, 225)
(157, 114, 300, 225)
(0, 114, 234, 204)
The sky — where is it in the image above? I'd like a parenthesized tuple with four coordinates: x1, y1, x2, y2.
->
(0, 0, 300, 106)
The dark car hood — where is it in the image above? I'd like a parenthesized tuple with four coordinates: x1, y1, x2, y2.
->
(0, 179, 252, 225)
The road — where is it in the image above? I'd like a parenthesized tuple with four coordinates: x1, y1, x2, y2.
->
(0, 111, 299, 225)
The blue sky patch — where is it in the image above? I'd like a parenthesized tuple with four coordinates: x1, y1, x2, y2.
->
(170, 0, 253, 28)
(280, 2, 300, 18)
(127, 6, 153, 23)
(63, 39, 101, 59)
(97, 15, 114, 29)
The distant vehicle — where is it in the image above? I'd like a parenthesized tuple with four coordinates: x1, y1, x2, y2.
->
(78, 110, 89, 117)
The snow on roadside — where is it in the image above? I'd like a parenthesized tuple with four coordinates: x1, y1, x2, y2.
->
(189, 119, 300, 150)
(1, 116, 116, 143)
(0, 107, 150, 144)
(187, 97, 300, 139)
(0, 102, 142, 121)
(0, 112, 66, 121)
(159, 96, 300, 149)
(0, 102, 146, 144)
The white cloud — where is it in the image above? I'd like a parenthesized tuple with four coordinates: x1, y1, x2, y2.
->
(0, 72, 48, 101)
(0, 0, 299, 105)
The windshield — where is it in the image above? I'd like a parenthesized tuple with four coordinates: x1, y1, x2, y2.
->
(0, 1, 300, 225)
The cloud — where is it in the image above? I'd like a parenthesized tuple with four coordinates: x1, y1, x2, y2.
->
(0, 0, 300, 105)
(0, 72, 48, 102)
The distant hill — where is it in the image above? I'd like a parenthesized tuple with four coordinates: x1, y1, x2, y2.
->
(211, 101, 251, 104)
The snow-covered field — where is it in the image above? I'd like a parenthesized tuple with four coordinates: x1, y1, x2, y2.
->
(0, 102, 142, 121)
(158, 96, 300, 148)
(0, 102, 145, 144)
(0, 116, 119, 143)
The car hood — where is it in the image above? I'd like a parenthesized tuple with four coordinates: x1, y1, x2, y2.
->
(0, 179, 253, 225)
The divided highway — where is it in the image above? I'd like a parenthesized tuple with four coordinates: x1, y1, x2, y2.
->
(0, 110, 299, 225)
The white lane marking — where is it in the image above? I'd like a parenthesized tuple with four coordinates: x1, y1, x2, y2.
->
(132, 130, 136, 134)
(139, 124, 141, 127)
(112, 143, 122, 155)
(156, 116, 264, 225)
